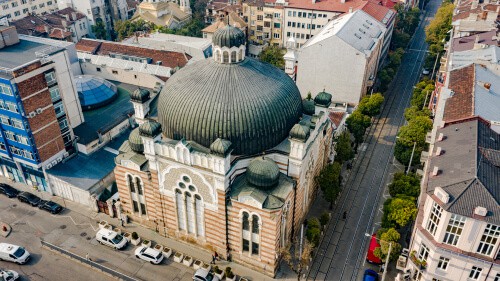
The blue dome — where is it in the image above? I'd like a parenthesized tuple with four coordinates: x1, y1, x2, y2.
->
(75, 75, 118, 111)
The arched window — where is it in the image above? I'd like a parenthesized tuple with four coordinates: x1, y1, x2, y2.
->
(242, 212, 250, 253)
(231, 51, 236, 62)
(127, 175, 135, 192)
(185, 192, 195, 234)
(135, 177, 143, 195)
(242, 212, 249, 230)
(252, 215, 260, 234)
(223, 51, 229, 63)
(175, 176, 205, 237)
(195, 195, 204, 236)
(175, 189, 186, 230)
(215, 50, 221, 62)
(239, 49, 243, 61)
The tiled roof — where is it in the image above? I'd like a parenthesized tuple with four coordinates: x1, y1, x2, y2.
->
(328, 111, 345, 128)
(453, 3, 499, 21)
(426, 119, 500, 224)
(288, 0, 368, 13)
(361, 1, 395, 26)
(76, 39, 191, 68)
(443, 64, 475, 122)
(202, 12, 247, 33)
(49, 28, 72, 39)
(450, 30, 499, 52)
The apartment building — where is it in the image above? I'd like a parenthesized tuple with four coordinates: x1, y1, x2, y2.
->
(295, 10, 385, 104)
(11, 7, 90, 42)
(243, 0, 285, 48)
(0, 26, 83, 190)
(202, 11, 246, 40)
(205, 0, 243, 24)
(0, 0, 58, 22)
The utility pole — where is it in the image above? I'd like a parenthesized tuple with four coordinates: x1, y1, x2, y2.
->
(381, 242, 392, 281)
(406, 142, 417, 175)
(430, 52, 440, 80)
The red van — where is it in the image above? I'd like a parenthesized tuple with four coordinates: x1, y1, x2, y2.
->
(366, 234, 383, 264)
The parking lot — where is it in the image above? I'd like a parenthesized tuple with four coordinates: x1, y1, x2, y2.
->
(0, 187, 195, 281)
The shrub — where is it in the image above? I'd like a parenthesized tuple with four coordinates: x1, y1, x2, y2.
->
(306, 227, 321, 247)
(225, 267, 233, 277)
(131, 232, 139, 240)
(214, 266, 222, 274)
(308, 218, 320, 229)
(320, 212, 330, 227)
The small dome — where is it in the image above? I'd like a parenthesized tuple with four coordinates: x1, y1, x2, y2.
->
(128, 128, 144, 153)
(212, 25, 245, 48)
(246, 157, 280, 188)
(75, 75, 118, 111)
(302, 99, 315, 115)
(210, 138, 232, 156)
(139, 120, 161, 138)
(131, 89, 150, 103)
(289, 124, 310, 141)
(314, 91, 332, 107)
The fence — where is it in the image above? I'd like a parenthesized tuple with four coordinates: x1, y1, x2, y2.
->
(41, 240, 139, 281)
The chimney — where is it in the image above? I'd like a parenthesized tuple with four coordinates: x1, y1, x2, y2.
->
(64, 14, 70, 21)
(432, 166, 439, 176)
(435, 146, 443, 156)
(349, 6, 353, 12)
(62, 20, 68, 28)
(437, 132, 444, 141)
(71, 12, 77, 21)
(474, 206, 488, 217)
(0, 26, 20, 50)
(484, 82, 491, 90)
(44, 25, 50, 34)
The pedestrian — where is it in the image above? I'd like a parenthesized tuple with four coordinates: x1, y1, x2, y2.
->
(343, 211, 347, 220)
(211, 254, 216, 264)
(121, 213, 127, 227)
(214, 251, 219, 261)
(85, 253, 90, 261)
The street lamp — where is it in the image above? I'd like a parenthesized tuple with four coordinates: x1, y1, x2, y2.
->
(395, 137, 417, 175)
(365, 233, 392, 281)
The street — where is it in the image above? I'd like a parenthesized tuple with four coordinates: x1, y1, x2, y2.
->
(307, 0, 442, 280)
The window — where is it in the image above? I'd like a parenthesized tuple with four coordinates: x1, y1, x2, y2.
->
(21, 0, 27, 4)
(0, 142, 5, 150)
(274, 22, 280, 28)
(437, 256, 449, 270)
(135, 177, 143, 195)
(292, 22, 296, 28)
(6, 13, 11, 19)
(47, 1, 53, 5)
(11, 118, 23, 129)
(112, 70, 118, 74)
(231, 51, 236, 62)
(140, 203, 146, 215)
(175, 189, 186, 230)
(443, 214, 466, 246)
(132, 201, 139, 212)
(14, 11, 20, 16)
(287, 32, 290, 37)
(45, 72, 56, 85)
(252, 242, 259, 255)
(242, 239, 249, 251)
(223, 52, 229, 63)
(0, 114, 9, 125)
(127, 175, 135, 192)
(59, 119, 68, 131)
(273, 33, 280, 39)
(175, 176, 204, 236)
(477, 224, 500, 256)
(288, 11, 291, 16)
(418, 244, 429, 262)
(274, 13, 280, 18)
(264, 21, 270, 27)
(494, 273, 500, 281)
(49, 86, 60, 102)
(242, 212, 249, 230)
(297, 12, 302, 17)
(96, 67, 101, 72)
(5, 102, 18, 113)
(39, 3, 45, 8)
(10, 146, 22, 156)
(2, 4, 8, 10)
(4, 131, 15, 141)
(11, 2, 18, 8)
(54, 103, 65, 117)
(23, 150, 33, 159)
(22, 8, 28, 13)
(293, 11, 296, 17)
(426, 202, 443, 236)
(195, 195, 204, 236)
(257, 15, 263, 21)
(252, 215, 259, 234)
(17, 135, 29, 145)
(469, 266, 482, 280)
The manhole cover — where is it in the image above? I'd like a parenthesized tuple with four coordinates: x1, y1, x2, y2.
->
(59, 225, 67, 229)
(86, 237, 91, 241)
(80, 232, 87, 237)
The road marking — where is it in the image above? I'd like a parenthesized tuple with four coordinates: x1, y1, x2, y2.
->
(55, 214, 98, 232)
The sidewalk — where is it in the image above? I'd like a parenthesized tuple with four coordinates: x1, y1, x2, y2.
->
(0, 177, 298, 280)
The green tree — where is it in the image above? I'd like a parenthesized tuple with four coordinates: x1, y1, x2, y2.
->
(335, 131, 354, 163)
(114, 19, 153, 41)
(373, 228, 402, 262)
(404, 106, 431, 121)
(388, 172, 421, 197)
(174, 17, 205, 37)
(259, 45, 285, 69)
(385, 195, 418, 228)
(306, 218, 321, 247)
(346, 111, 371, 145)
(394, 142, 422, 167)
(316, 162, 342, 209)
(397, 116, 433, 147)
(92, 19, 107, 39)
(358, 93, 385, 117)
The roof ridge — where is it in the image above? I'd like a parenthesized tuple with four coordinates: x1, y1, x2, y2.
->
(445, 179, 476, 209)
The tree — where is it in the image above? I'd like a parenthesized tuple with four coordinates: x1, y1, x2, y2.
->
(259, 45, 285, 69)
(335, 131, 354, 163)
(397, 116, 433, 147)
(316, 162, 342, 209)
(305, 218, 321, 247)
(281, 240, 313, 281)
(174, 17, 205, 37)
(404, 106, 431, 121)
(346, 111, 371, 145)
(388, 172, 421, 197)
(385, 195, 418, 228)
(394, 141, 422, 167)
(92, 19, 107, 40)
(114, 19, 153, 41)
(358, 93, 385, 117)
(373, 228, 402, 262)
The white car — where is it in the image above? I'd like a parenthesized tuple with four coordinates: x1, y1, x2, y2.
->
(134, 246, 163, 264)
(0, 243, 30, 264)
(422, 68, 430, 75)
(0, 269, 19, 281)
(193, 268, 220, 281)
(96, 229, 128, 250)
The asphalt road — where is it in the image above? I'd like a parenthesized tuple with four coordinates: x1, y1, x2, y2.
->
(0, 190, 195, 281)
(307, 0, 442, 280)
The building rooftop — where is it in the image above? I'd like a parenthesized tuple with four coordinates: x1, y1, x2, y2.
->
(450, 45, 500, 70)
(47, 135, 128, 191)
(76, 38, 191, 69)
(444, 64, 500, 123)
(73, 82, 135, 145)
(360, 1, 395, 26)
(450, 31, 499, 52)
(202, 12, 247, 34)
(453, 3, 499, 21)
(302, 10, 384, 56)
(0, 38, 63, 71)
(287, 0, 367, 13)
(426, 119, 500, 224)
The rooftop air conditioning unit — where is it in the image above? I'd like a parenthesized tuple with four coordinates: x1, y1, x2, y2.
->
(474, 206, 488, 216)
(46, 163, 52, 169)
(56, 157, 62, 162)
(432, 166, 439, 176)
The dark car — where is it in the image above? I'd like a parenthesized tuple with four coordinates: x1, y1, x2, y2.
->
(0, 183, 19, 198)
(17, 191, 41, 206)
(363, 269, 379, 281)
(38, 200, 63, 214)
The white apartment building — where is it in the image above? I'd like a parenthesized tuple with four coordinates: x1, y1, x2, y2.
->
(407, 118, 500, 281)
(294, 10, 384, 104)
(0, 0, 58, 21)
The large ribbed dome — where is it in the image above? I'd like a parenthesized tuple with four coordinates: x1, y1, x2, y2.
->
(158, 58, 302, 155)
(212, 25, 246, 48)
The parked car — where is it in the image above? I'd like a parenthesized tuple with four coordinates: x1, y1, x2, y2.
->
(96, 229, 127, 250)
(134, 246, 163, 264)
(0, 184, 19, 198)
(38, 200, 63, 214)
(0, 243, 30, 264)
(16, 192, 41, 207)
(363, 269, 379, 281)
(193, 268, 220, 281)
(366, 234, 383, 265)
(0, 269, 19, 281)
(422, 68, 430, 75)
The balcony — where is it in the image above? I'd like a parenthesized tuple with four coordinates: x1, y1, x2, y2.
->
(409, 251, 427, 270)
